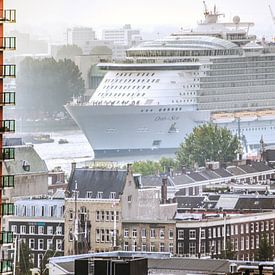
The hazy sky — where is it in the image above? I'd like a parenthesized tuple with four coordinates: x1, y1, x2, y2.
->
(5, 0, 275, 41)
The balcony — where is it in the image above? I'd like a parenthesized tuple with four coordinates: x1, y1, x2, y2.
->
(0, 231, 13, 244)
(0, 10, 16, 23)
(0, 120, 15, 133)
(0, 148, 15, 161)
(0, 92, 15, 106)
(1, 175, 14, 188)
(0, 65, 16, 78)
(1, 203, 14, 216)
(0, 37, 16, 50)
(0, 260, 12, 273)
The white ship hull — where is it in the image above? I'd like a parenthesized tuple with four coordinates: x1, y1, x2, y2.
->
(65, 104, 210, 157)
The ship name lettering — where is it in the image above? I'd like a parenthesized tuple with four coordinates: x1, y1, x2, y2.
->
(154, 116, 179, 121)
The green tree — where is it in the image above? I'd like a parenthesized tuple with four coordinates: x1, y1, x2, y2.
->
(159, 157, 179, 173)
(176, 124, 241, 168)
(56, 45, 83, 60)
(17, 57, 85, 116)
(18, 241, 33, 275)
(255, 233, 274, 261)
(131, 160, 162, 176)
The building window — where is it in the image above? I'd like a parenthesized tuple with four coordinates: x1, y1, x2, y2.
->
(97, 192, 103, 199)
(150, 229, 156, 238)
(178, 230, 184, 240)
(56, 226, 62, 235)
(69, 210, 73, 220)
(169, 229, 174, 239)
(29, 239, 35, 249)
(159, 229, 165, 239)
(47, 239, 53, 250)
(29, 226, 35, 235)
(96, 229, 100, 243)
(255, 222, 259, 232)
(111, 211, 114, 221)
(177, 242, 184, 254)
(106, 229, 110, 242)
(150, 243, 156, 252)
(256, 235, 259, 248)
(246, 236, 250, 250)
(47, 226, 53, 235)
(132, 228, 137, 238)
(11, 225, 17, 234)
(250, 223, 254, 233)
(160, 243, 165, 252)
(101, 229, 105, 242)
(189, 230, 196, 240)
(38, 239, 44, 250)
(110, 192, 116, 199)
(56, 239, 63, 251)
(201, 229, 205, 239)
(38, 254, 43, 268)
(128, 195, 132, 203)
(20, 225, 26, 234)
(38, 226, 44, 235)
(189, 242, 196, 255)
(124, 228, 129, 238)
(86, 191, 93, 198)
(101, 211, 105, 221)
(124, 241, 129, 251)
(106, 211, 109, 221)
(169, 243, 174, 254)
(141, 243, 147, 251)
(96, 211, 100, 221)
(141, 228, 146, 238)
(241, 237, 244, 251)
(251, 235, 254, 249)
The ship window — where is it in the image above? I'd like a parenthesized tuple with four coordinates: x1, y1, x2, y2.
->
(159, 109, 162, 112)
(132, 86, 135, 89)
(175, 108, 178, 111)
(146, 73, 149, 76)
(150, 109, 153, 112)
(137, 73, 140, 76)
(124, 79, 127, 82)
(152, 79, 155, 83)
(141, 110, 144, 112)
(156, 79, 160, 83)
(172, 108, 174, 111)
(127, 93, 130, 96)
(122, 93, 125, 96)
(124, 73, 127, 76)
(142, 86, 145, 89)
(137, 93, 140, 96)
(146, 109, 148, 112)
(131, 93, 134, 96)
(114, 93, 117, 96)
(123, 86, 126, 89)
(129, 73, 132, 76)
(128, 79, 131, 82)
(167, 108, 170, 111)
(137, 86, 140, 89)
(119, 86, 122, 89)
(147, 86, 151, 89)
(142, 93, 145, 96)
(137, 79, 140, 83)
(151, 73, 155, 76)
(142, 79, 145, 83)
(132, 79, 135, 82)
(172, 100, 174, 103)
(142, 73, 145, 76)
(147, 79, 150, 83)
(163, 109, 166, 111)
(179, 108, 182, 110)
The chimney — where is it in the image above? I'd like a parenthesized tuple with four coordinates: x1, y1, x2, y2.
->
(161, 177, 168, 204)
(71, 162, 76, 173)
(127, 163, 132, 174)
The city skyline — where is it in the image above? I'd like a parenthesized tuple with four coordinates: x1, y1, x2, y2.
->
(5, 0, 275, 41)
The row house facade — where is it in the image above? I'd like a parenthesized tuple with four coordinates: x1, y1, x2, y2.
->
(176, 212, 275, 260)
(8, 198, 64, 269)
(122, 221, 176, 254)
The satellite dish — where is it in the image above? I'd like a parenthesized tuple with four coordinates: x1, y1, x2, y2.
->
(233, 15, 240, 24)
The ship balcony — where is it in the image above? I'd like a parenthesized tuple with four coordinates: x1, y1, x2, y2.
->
(0, 260, 12, 273)
(0, 37, 16, 50)
(0, 120, 15, 133)
(0, 92, 16, 106)
(1, 203, 14, 216)
(0, 10, 16, 23)
(0, 65, 16, 78)
(0, 148, 15, 161)
(1, 175, 14, 189)
(0, 231, 13, 244)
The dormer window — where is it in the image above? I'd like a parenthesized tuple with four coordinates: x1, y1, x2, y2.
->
(97, 192, 103, 199)
(110, 192, 116, 199)
(86, 191, 93, 199)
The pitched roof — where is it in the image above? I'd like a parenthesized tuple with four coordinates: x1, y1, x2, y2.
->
(176, 196, 205, 209)
(170, 174, 195, 185)
(214, 168, 233, 177)
(3, 145, 48, 175)
(226, 166, 245, 175)
(187, 172, 207, 181)
(68, 168, 127, 199)
(140, 175, 173, 187)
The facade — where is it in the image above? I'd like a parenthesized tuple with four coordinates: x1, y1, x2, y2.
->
(8, 198, 65, 269)
(64, 165, 132, 255)
(0, 4, 16, 274)
(176, 212, 275, 261)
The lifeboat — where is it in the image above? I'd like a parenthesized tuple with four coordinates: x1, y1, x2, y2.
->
(211, 113, 235, 123)
(257, 110, 275, 121)
(234, 111, 257, 122)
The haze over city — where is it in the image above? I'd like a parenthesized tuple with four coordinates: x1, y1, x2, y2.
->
(5, 0, 275, 41)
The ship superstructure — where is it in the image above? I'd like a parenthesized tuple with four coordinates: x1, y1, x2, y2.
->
(66, 6, 275, 158)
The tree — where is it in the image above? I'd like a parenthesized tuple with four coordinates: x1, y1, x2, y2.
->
(18, 241, 33, 275)
(176, 124, 241, 168)
(17, 57, 85, 116)
(56, 45, 83, 60)
(40, 250, 63, 275)
(255, 233, 274, 261)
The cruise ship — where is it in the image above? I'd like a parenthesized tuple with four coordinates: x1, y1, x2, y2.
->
(65, 6, 275, 158)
